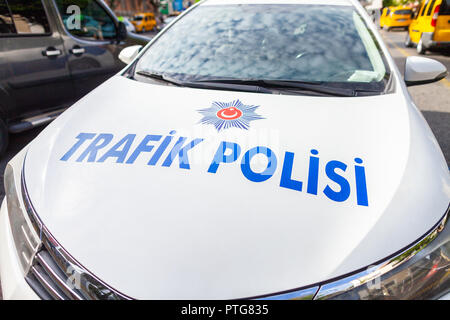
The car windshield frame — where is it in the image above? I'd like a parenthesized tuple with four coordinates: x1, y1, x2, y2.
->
(130, 3, 393, 96)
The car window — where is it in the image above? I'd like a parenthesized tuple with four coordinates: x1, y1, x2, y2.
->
(136, 4, 389, 92)
(440, 0, 450, 15)
(0, 0, 15, 34)
(421, 0, 430, 16)
(395, 9, 413, 15)
(426, 0, 437, 15)
(0, 0, 50, 36)
(55, 0, 116, 40)
(413, 3, 424, 18)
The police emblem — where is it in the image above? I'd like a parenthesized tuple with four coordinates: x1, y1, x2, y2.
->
(197, 100, 264, 132)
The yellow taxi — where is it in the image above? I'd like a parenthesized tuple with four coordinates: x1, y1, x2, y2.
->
(380, 6, 413, 31)
(405, 0, 450, 54)
(131, 12, 157, 33)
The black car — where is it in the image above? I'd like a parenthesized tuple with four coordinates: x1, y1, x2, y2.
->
(0, 0, 149, 155)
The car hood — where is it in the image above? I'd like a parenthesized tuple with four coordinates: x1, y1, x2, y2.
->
(23, 76, 450, 299)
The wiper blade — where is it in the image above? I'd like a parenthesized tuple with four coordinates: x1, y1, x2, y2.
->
(260, 80, 355, 97)
(135, 71, 273, 94)
(135, 72, 356, 96)
(135, 70, 183, 86)
(195, 78, 356, 97)
(183, 81, 273, 94)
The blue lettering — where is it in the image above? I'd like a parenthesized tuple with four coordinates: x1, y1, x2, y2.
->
(126, 135, 162, 164)
(148, 131, 176, 166)
(323, 160, 350, 202)
(60, 133, 96, 161)
(241, 147, 277, 183)
(98, 134, 136, 163)
(208, 141, 241, 174)
(355, 158, 369, 206)
(162, 137, 204, 169)
(307, 149, 319, 195)
(76, 133, 114, 162)
(280, 152, 303, 192)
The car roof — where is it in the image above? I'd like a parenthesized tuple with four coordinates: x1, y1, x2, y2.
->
(202, 0, 354, 6)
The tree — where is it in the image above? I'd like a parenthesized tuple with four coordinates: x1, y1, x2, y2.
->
(149, 0, 161, 13)
(149, 0, 162, 19)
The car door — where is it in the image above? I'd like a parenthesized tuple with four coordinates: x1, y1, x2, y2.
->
(0, 0, 74, 121)
(435, 0, 450, 42)
(410, 1, 427, 42)
(144, 15, 150, 31)
(380, 8, 387, 27)
(53, 0, 126, 100)
(423, 0, 438, 27)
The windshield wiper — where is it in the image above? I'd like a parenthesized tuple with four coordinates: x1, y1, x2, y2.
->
(136, 70, 184, 86)
(194, 78, 356, 97)
(135, 72, 356, 96)
(135, 71, 273, 94)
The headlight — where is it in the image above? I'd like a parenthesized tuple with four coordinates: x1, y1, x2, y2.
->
(6, 158, 450, 300)
(316, 208, 449, 300)
(4, 164, 41, 274)
(12, 163, 129, 300)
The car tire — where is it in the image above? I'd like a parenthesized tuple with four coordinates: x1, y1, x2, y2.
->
(142, 27, 146, 33)
(0, 118, 9, 157)
(417, 37, 427, 55)
(405, 33, 413, 48)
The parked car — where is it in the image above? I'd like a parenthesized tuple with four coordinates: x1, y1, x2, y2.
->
(405, 0, 450, 53)
(118, 16, 136, 33)
(380, 6, 413, 31)
(1, 0, 449, 300)
(0, 0, 149, 156)
(130, 12, 157, 33)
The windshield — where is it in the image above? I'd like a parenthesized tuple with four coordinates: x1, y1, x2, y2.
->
(132, 16, 143, 21)
(135, 4, 390, 94)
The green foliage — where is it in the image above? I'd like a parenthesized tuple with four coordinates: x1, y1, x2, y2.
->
(383, 0, 396, 7)
(383, 0, 417, 7)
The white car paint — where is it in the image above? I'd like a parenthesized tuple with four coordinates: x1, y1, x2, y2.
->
(18, 73, 450, 299)
(122, 18, 136, 33)
(1, 0, 449, 300)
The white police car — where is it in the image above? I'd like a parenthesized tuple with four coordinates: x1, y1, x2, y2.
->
(1, 0, 449, 300)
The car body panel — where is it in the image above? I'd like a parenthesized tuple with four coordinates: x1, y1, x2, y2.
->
(0, 0, 75, 121)
(0, 147, 40, 300)
(2, 0, 449, 300)
(434, 0, 450, 42)
(380, 6, 413, 28)
(131, 13, 157, 32)
(0, 0, 149, 126)
(21, 75, 450, 299)
(408, 0, 450, 45)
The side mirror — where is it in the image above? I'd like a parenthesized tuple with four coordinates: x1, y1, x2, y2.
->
(405, 56, 448, 86)
(117, 21, 127, 41)
(119, 45, 142, 64)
